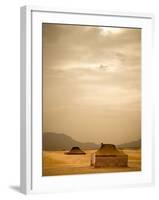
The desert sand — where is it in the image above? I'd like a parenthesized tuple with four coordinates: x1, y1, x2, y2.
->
(42, 149, 141, 176)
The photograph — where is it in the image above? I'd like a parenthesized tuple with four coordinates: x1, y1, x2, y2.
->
(42, 23, 141, 176)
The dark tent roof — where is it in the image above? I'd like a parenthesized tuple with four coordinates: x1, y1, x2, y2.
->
(95, 143, 126, 156)
(65, 146, 86, 155)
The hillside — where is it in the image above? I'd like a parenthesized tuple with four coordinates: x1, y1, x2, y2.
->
(43, 132, 99, 151)
(43, 132, 141, 151)
(118, 139, 141, 149)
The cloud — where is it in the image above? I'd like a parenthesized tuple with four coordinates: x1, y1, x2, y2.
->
(43, 24, 141, 70)
(42, 24, 141, 144)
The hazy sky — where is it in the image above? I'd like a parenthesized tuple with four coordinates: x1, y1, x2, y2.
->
(42, 24, 141, 145)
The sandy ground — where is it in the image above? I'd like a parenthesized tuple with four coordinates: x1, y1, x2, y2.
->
(42, 149, 141, 176)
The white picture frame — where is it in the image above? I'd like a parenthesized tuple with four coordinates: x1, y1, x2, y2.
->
(20, 6, 154, 194)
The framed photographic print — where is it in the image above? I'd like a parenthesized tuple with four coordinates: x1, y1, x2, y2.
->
(20, 6, 154, 194)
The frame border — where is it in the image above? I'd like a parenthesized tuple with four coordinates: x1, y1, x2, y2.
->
(20, 6, 155, 194)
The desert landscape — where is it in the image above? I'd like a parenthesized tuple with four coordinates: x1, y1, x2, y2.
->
(42, 24, 141, 177)
(42, 148, 141, 176)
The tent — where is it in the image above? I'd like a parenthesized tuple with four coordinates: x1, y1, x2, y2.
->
(65, 146, 86, 155)
(91, 143, 128, 167)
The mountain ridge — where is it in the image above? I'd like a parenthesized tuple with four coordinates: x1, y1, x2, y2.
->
(43, 132, 141, 151)
(43, 132, 99, 151)
(117, 139, 141, 149)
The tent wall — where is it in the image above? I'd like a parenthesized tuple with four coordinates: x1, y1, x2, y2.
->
(94, 155, 128, 168)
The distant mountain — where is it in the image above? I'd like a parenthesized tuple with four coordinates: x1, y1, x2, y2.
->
(118, 139, 141, 149)
(43, 132, 99, 151)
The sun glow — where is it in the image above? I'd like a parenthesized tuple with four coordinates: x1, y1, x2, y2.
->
(100, 27, 122, 34)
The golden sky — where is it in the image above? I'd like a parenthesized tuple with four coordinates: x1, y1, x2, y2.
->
(42, 24, 141, 145)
